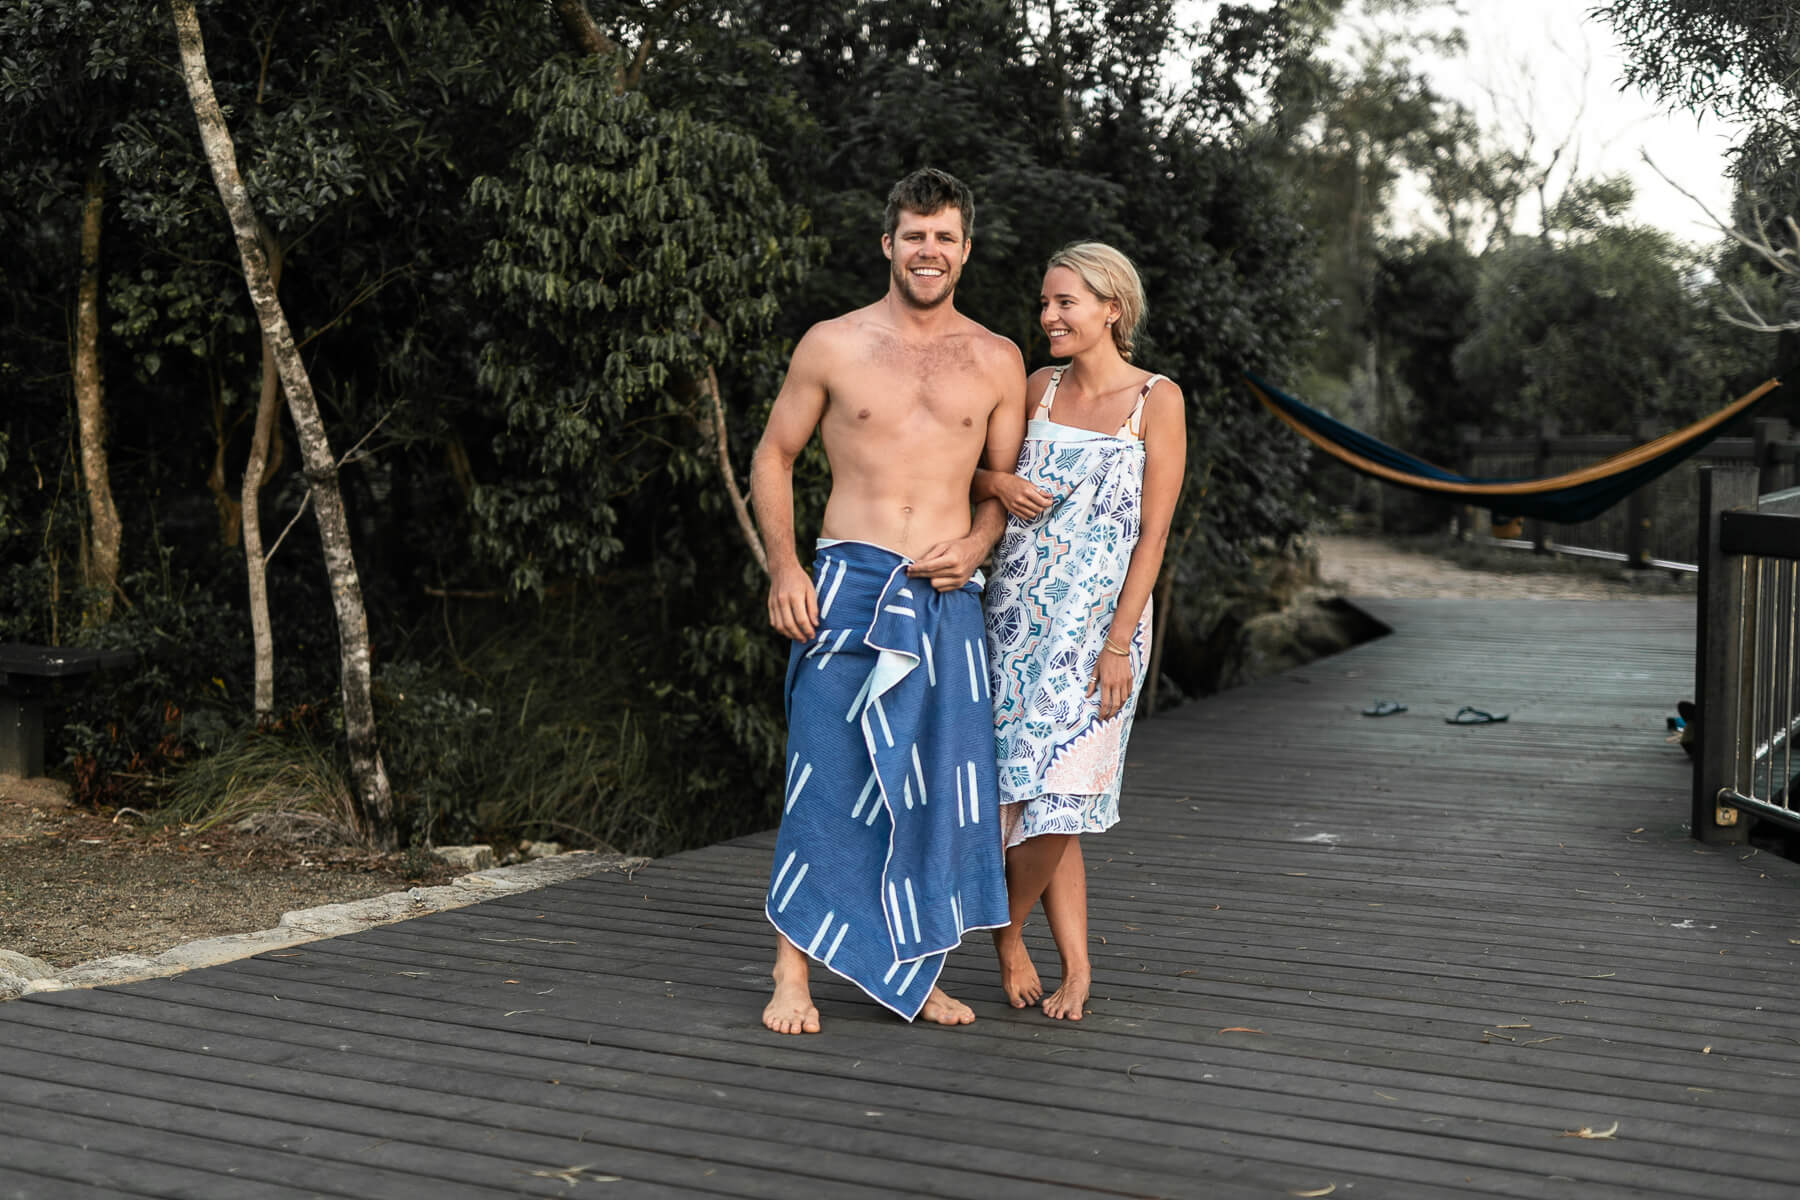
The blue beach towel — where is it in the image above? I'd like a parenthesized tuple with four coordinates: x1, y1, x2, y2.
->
(765, 540, 1009, 1019)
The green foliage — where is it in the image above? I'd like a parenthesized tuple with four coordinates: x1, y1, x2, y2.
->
(57, 560, 251, 807)
(374, 585, 787, 856)
(0, 0, 1332, 843)
(1594, 1, 1799, 134)
(467, 52, 820, 595)
(1453, 195, 1770, 434)
(164, 714, 359, 843)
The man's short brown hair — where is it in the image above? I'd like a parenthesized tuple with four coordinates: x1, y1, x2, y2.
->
(884, 168, 975, 243)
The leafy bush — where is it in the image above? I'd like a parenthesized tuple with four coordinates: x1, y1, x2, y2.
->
(164, 710, 359, 843)
(374, 578, 786, 857)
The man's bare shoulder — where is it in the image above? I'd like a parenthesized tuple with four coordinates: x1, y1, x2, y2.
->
(954, 314, 1025, 374)
(796, 302, 890, 356)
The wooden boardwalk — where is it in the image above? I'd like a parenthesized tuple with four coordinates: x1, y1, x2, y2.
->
(4, 596, 1799, 1199)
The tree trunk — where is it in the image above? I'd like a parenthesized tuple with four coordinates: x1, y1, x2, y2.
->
(74, 160, 122, 624)
(551, 0, 620, 63)
(169, 0, 394, 846)
(243, 220, 285, 721)
(699, 362, 766, 574)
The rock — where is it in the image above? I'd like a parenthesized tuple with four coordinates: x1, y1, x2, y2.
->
(1206, 593, 1385, 693)
(5, 850, 649, 1000)
(431, 844, 496, 872)
(0, 949, 58, 1000)
(520, 840, 564, 860)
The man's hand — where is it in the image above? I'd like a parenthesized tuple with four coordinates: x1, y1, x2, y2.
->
(990, 473, 1052, 521)
(767, 562, 819, 641)
(906, 534, 986, 592)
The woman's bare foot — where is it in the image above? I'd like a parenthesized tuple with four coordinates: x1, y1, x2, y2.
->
(763, 956, 821, 1034)
(992, 929, 1043, 1008)
(918, 986, 976, 1026)
(1042, 971, 1090, 1021)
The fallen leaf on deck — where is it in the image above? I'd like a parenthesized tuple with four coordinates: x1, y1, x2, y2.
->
(1290, 1186, 1336, 1197)
(1702, 1045, 1712, 1053)
(1219, 1026, 1264, 1034)
(1590, 973, 1616, 979)
(1521, 1036, 1563, 1046)
(525, 1164, 621, 1184)
(1557, 1121, 1620, 1140)
(1495, 1023, 1532, 1029)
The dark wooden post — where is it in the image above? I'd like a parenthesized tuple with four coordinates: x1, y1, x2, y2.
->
(1456, 425, 1482, 540)
(1625, 487, 1652, 568)
(1625, 418, 1658, 568)
(1693, 466, 1759, 844)
(1753, 417, 1792, 495)
(0, 693, 44, 778)
(1527, 418, 1558, 555)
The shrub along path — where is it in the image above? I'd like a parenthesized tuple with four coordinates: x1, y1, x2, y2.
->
(3, 590, 1797, 1198)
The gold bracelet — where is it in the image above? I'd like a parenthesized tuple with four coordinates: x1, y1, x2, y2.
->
(1102, 636, 1130, 657)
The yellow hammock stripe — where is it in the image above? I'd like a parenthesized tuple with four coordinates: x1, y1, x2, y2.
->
(1248, 377, 1782, 497)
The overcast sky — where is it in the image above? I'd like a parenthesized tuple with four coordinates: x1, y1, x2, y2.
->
(1408, 0, 1739, 242)
(1177, 0, 1742, 243)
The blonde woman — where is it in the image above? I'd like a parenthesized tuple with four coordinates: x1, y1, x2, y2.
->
(978, 242, 1186, 1019)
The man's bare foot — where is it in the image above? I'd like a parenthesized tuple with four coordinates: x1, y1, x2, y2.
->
(918, 986, 976, 1026)
(992, 929, 1043, 1008)
(1042, 971, 1090, 1021)
(763, 960, 821, 1034)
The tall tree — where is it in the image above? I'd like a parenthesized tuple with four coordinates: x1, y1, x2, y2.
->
(168, 0, 395, 844)
(73, 161, 122, 622)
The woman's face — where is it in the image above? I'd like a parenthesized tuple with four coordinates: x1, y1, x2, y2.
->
(1039, 265, 1118, 358)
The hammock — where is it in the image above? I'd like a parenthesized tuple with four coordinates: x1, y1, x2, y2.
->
(1245, 372, 1783, 524)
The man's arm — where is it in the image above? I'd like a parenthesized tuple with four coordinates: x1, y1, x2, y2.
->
(908, 337, 1028, 590)
(750, 329, 831, 640)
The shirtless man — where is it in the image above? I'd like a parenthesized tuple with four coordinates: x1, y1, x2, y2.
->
(750, 168, 1027, 1034)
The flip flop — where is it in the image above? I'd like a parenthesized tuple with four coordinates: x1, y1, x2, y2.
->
(1446, 706, 1508, 725)
(1362, 700, 1407, 717)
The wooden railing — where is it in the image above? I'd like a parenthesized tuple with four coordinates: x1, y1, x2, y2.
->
(1461, 418, 1798, 571)
(1692, 467, 1800, 844)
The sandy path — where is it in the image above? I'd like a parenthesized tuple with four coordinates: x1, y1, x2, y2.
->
(1313, 535, 1687, 600)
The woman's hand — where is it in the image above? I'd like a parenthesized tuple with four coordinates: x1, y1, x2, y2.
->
(1087, 644, 1135, 720)
(991, 473, 1053, 521)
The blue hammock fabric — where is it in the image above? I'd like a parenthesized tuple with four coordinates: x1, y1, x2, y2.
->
(1246, 372, 1781, 524)
(764, 540, 1009, 1020)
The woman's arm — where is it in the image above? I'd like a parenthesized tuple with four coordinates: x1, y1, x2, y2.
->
(969, 367, 1058, 519)
(1108, 379, 1188, 638)
(1090, 379, 1187, 717)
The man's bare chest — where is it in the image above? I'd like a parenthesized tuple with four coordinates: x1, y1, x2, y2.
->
(833, 334, 993, 428)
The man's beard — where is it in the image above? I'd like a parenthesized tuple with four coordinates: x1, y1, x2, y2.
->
(892, 260, 956, 309)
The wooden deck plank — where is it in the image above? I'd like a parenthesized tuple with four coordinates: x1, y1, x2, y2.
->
(4, 595, 1799, 1197)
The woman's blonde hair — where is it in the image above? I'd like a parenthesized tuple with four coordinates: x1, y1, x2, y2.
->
(1047, 241, 1145, 360)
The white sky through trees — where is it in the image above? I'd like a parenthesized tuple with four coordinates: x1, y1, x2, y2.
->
(1176, 0, 1738, 242)
(1406, 0, 1737, 242)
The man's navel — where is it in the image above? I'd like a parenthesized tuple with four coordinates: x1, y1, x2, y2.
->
(858, 408, 872, 420)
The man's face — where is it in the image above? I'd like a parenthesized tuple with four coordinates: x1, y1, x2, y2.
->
(882, 207, 970, 310)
